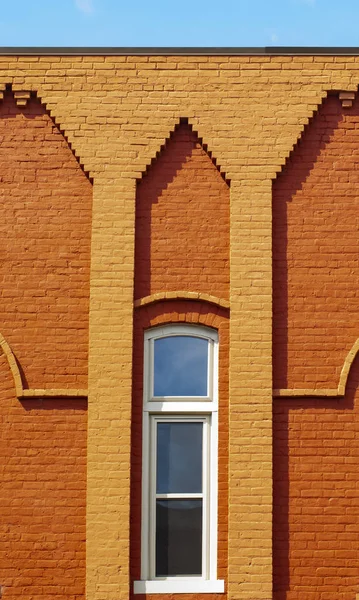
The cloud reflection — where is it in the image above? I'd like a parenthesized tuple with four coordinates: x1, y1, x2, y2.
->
(154, 336, 208, 396)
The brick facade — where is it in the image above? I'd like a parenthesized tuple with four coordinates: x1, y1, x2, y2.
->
(0, 51, 358, 600)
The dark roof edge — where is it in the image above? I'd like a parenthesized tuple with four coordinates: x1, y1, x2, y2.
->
(2, 46, 359, 55)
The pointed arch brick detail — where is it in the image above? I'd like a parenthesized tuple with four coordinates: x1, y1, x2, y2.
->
(137, 117, 230, 185)
(135, 118, 230, 301)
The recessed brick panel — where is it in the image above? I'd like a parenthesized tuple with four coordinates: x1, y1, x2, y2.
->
(134, 122, 230, 302)
(0, 90, 92, 390)
(273, 95, 359, 390)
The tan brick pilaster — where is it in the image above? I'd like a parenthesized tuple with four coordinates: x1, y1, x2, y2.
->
(87, 177, 135, 600)
(228, 178, 273, 599)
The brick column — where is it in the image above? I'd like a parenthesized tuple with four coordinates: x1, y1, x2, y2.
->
(87, 177, 135, 600)
(228, 178, 273, 599)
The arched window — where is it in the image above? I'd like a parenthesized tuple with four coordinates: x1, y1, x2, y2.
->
(134, 325, 224, 594)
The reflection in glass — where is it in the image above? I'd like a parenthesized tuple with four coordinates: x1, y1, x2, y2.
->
(156, 499, 202, 577)
(156, 422, 203, 494)
(154, 336, 208, 397)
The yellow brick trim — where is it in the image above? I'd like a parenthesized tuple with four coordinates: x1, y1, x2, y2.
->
(0, 83, 92, 182)
(0, 333, 88, 400)
(21, 389, 88, 399)
(274, 387, 340, 398)
(274, 337, 359, 398)
(13, 90, 31, 107)
(0, 332, 23, 397)
(134, 291, 230, 309)
(137, 117, 230, 186)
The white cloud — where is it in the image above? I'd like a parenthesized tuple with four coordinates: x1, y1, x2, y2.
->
(271, 33, 279, 43)
(75, 0, 94, 14)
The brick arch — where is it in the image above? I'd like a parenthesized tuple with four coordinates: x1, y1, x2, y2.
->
(338, 336, 359, 395)
(0, 87, 93, 390)
(130, 300, 229, 599)
(0, 332, 23, 397)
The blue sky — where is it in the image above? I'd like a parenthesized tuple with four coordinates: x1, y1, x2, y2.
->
(2, 0, 359, 47)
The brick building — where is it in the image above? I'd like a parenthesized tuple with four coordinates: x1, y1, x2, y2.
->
(0, 47, 359, 600)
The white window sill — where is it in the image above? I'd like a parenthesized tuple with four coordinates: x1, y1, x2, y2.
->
(134, 579, 225, 594)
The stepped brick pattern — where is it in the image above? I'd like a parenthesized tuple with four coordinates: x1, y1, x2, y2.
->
(0, 53, 359, 600)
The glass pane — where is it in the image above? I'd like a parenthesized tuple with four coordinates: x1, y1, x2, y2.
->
(156, 499, 202, 577)
(154, 336, 208, 397)
(156, 422, 203, 494)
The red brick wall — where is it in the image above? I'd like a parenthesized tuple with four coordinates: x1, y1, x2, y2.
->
(134, 121, 230, 302)
(0, 354, 86, 600)
(0, 89, 90, 600)
(273, 93, 359, 599)
(273, 94, 359, 390)
(0, 89, 92, 390)
(273, 356, 359, 600)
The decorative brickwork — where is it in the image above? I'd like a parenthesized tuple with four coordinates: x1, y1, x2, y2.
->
(274, 354, 359, 600)
(0, 51, 359, 600)
(134, 120, 230, 302)
(273, 93, 359, 392)
(0, 87, 92, 391)
(131, 301, 229, 600)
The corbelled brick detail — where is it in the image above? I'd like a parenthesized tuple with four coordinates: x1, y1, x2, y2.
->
(133, 118, 230, 597)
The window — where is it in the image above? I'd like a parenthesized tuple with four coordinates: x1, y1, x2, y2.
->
(134, 325, 224, 594)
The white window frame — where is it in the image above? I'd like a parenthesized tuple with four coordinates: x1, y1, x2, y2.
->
(134, 324, 224, 595)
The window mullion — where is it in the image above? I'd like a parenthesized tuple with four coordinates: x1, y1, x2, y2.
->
(156, 493, 204, 499)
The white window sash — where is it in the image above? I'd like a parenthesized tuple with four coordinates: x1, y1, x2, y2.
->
(150, 415, 208, 580)
(136, 324, 223, 593)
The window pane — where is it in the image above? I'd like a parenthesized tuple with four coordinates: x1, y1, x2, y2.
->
(154, 336, 208, 397)
(156, 499, 202, 577)
(156, 422, 203, 494)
